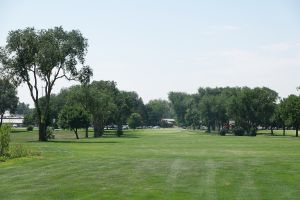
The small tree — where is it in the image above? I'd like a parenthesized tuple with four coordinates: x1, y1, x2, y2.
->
(281, 95, 300, 137)
(58, 105, 90, 139)
(0, 78, 18, 126)
(128, 113, 142, 130)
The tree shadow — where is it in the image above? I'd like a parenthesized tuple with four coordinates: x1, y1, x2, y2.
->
(27, 140, 119, 144)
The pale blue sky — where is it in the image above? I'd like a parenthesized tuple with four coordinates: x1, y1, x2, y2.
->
(1, 0, 300, 106)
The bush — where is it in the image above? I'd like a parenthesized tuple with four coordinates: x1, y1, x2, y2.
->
(219, 128, 228, 136)
(27, 125, 34, 131)
(248, 127, 257, 137)
(8, 144, 41, 159)
(233, 127, 245, 136)
(0, 125, 11, 156)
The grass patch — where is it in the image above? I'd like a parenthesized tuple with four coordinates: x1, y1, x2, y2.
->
(0, 128, 299, 199)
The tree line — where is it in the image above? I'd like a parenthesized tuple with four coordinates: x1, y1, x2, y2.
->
(168, 87, 300, 137)
(1, 26, 299, 140)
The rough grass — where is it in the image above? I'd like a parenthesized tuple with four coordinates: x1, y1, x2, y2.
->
(0, 128, 299, 200)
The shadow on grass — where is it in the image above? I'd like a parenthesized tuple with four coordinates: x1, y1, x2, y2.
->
(27, 140, 120, 144)
(46, 140, 120, 144)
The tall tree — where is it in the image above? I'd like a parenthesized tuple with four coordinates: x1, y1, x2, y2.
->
(88, 81, 118, 137)
(0, 78, 19, 126)
(0, 27, 91, 141)
(168, 92, 191, 126)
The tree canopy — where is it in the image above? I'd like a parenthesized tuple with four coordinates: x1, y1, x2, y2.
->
(0, 27, 91, 141)
(0, 78, 18, 126)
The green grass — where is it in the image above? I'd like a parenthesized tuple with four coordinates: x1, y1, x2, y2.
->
(0, 128, 299, 200)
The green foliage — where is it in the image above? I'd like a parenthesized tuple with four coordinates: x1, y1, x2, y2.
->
(128, 113, 142, 129)
(23, 110, 37, 126)
(87, 81, 118, 137)
(59, 105, 90, 139)
(0, 125, 10, 156)
(0, 78, 18, 126)
(8, 144, 41, 159)
(146, 99, 173, 126)
(168, 92, 191, 126)
(281, 95, 300, 137)
(219, 128, 228, 136)
(0, 26, 90, 141)
(232, 127, 245, 136)
(16, 102, 30, 115)
(27, 125, 34, 131)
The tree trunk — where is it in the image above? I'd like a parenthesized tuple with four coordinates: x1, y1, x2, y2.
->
(85, 126, 89, 138)
(38, 122, 47, 141)
(74, 128, 79, 139)
(0, 114, 3, 127)
(93, 121, 101, 137)
(207, 123, 211, 133)
(296, 128, 298, 137)
(270, 126, 273, 135)
(117, 123, 123, 137)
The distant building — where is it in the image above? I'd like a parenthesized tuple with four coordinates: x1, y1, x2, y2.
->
(2, 111, 24, 127)
(161, 118, 176, 127)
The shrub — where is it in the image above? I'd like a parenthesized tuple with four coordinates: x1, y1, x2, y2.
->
(9, 144, 41, 159)
(219, 128, 228, 136)
(27, 125, 34, 131)
(0, 125, 11, 156)
(233, 127, 245, 136)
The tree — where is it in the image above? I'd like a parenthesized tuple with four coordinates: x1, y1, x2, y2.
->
(281, 95, 300, 137)
(229, 87, 278, 135)
(0, 78, 18, 126)
(78, 66, 93, 137)
(88, 81, 118, 137)
(168, 92, 191, 126)
(16, 102, 30, 115)
(58, 105, 90, 139)
(0, 27, 90, 141)
(23, 110, 37, 127)
(146, 99, 173, 126)
(128, 113, 142, 130)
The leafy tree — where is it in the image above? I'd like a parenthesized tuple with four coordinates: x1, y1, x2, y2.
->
(88, 81, 118, 137)
(281, 95, 300, 137)
(0, 27, 90, 141)
(128, 113, 142, 129)
(229, 87, 278, 135)
(58, 105, 90, 139)
(0, 78, 18, 126)
(168, 92, 191, 126)
(16, 102, 30, 115)
(199, 95, 216, 132)
(146, 99, 173, 126)
(23, 109, 37, 126)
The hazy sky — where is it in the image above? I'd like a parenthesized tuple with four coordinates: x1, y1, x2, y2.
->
(1, 0, 300, 107)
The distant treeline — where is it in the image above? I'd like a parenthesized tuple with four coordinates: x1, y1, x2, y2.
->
(169, 87, 300, 137)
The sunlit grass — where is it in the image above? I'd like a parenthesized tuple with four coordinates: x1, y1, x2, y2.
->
(0, 128, 299, 199)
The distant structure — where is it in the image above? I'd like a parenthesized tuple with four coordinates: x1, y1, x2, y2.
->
(161, 118, 176, 127)
(2, 111, 24, 127)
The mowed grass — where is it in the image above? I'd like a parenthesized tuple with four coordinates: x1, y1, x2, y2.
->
(0, 128, 299, 200)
